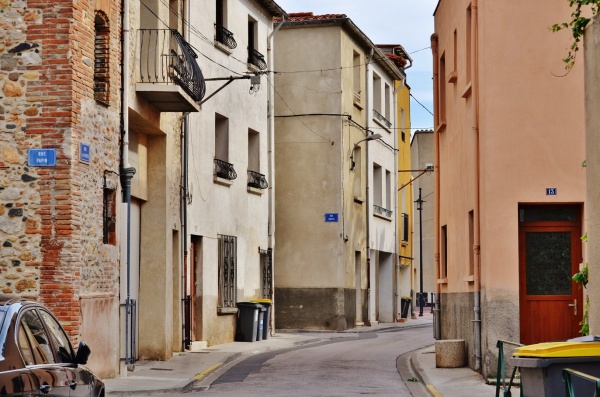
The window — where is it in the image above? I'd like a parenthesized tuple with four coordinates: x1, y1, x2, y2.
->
(260, 249, 272, 298)
(353, 51, 361, 103)
(215, 0, 236, 50)
(103, 187, 116, 245)
(247, 17, 266, 70)
(215, 114, 236, 181)
(402, 213, 409, 242)
(385, 169, 392, 210)
(384, 83, 391, 121)
(441, 225, 448, 278)
(215, 113, 229, 162)
(466, 4, 472, 83)
(20, 310, 54, 364)
(468, 210, 474, 276)
(439, 53, 446, 125)
(373, 163, 382, 207)
(39, 310, 74, 363)
(218, 235, 237, 308)
(94, 11, 110, 105)
(401, 108, 406, 142)
(248, 128, 259, 172)
(373, 73, 382, 114)
(247, 129, 267, 190)
(352, 146, 362, 199)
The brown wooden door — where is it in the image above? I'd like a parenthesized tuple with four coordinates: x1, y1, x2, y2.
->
(519, 221, 583, 345)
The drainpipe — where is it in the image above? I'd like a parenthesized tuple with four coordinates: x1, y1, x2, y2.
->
(393, 78, 404, 320)
(119, 0, 136, 371)
(266, 16, 284, 335)
(472, 0, 482, 372)
(431, 33, 441, 341)
(366, 48, 377, 325)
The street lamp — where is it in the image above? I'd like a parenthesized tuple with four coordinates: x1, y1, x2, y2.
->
(415, 187, 425, 317)
(350, 133, 382, 171)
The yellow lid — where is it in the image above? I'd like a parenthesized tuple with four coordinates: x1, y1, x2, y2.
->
(513, 342, 600, 358)
(250, 299, 272, 303)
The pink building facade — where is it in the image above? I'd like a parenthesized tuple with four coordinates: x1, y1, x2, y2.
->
(433, 0, 586, 375)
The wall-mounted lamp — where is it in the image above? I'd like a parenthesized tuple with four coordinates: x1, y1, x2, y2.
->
(398, 164, 435, 190)
(350, 133, 382, 171)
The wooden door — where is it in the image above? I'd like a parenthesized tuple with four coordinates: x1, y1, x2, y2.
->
(519, 206, 583, 345)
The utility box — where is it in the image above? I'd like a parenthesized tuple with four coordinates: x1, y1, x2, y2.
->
(511, 342, 600, 397)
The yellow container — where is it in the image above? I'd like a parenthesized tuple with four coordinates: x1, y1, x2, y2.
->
(250, 298, 272, 304)
(513, 342, 600, 358)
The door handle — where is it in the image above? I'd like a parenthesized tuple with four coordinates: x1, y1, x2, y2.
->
(69, 380, 78, 390)
(568, 299, 578, 315)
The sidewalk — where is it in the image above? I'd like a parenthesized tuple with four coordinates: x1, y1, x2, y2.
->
(104, 313, 494, 396)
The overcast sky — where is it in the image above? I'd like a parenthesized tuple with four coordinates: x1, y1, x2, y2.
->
(275, 0, 438, 134)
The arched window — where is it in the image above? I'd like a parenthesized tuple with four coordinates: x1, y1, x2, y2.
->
(94, 12, 110, 105)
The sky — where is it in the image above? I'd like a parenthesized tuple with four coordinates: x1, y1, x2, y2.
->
(275, 0, 438, 134)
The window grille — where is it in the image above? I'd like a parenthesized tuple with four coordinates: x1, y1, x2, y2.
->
(218, 235, 237, 308)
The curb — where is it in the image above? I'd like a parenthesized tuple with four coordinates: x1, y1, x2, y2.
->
(411, 348, 442, 397)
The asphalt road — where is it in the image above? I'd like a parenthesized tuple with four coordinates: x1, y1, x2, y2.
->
(161, 324, 435, 396)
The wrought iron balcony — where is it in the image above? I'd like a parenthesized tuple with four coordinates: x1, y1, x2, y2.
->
(214, 159, 237, 181)
(247, 170, 268, 189)
(374, 109, 392, 128)
(248, 48, 267, 70)
(136, 29, 206, 112)
(215, 25, 237, 49)
(374, 204, 393, 218)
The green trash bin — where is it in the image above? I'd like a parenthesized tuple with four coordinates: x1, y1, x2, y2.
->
(236, 302, 262, 342)
(251, 299, 272, 340)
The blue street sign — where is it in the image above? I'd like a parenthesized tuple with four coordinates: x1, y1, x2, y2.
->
(28, 148, 56, 167)
(325, 213, 339, 222)
(80, 143, 90, 163)
(546, 188, 557, 196)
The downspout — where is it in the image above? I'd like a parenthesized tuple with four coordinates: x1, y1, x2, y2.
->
(120, 0, 136, 371)
(366, 48, 376, 325)
(431, 33, 441, 340)
(181, 113, 189, 350)
(266, 16, 284, 335)
(180, 0, 191, 352)
(393, 78, 405, 321)
(472, 0, 482, 372)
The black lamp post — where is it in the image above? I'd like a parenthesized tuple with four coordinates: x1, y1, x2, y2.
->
(415, 187, 424, 317)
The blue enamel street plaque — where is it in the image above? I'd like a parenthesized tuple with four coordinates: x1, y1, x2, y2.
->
(325, 213, 339, 222)
(546, 188, 557, 196)
(28, 148, 56, 167)
(80, 143, 90, 163)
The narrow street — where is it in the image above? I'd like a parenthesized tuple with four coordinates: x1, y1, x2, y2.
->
(160, 325, 434, 397)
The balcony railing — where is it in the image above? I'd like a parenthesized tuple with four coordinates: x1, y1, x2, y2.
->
(215, 25, 237, 49)
(247, 170, 268, 189)
(248, 48, 267, 70)
(137, 29, 206, 103)
(374, 204, 393, 218)
(214, 159, 237, 181)
(374, 109, 392, 128)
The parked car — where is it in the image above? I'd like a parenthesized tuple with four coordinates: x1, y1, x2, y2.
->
(0, 295, 104, 396)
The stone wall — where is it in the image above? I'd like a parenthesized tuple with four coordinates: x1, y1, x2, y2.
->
(0, 0, 121, 352)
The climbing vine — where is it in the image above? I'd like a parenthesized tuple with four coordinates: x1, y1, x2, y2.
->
(551, 0, 600, 69)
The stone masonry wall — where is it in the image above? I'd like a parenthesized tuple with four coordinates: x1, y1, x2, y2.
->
(0, 0, 121, 343)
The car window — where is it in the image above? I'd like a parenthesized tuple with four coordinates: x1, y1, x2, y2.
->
(39, 310, 74, 363)
(17, 325, 35, 365)
(20, 310, 55, 364)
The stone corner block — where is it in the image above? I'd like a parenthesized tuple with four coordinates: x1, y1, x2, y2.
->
(435, 339, 466, 368)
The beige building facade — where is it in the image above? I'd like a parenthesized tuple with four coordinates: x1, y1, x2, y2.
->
(184, 0, 285, 346)
(433, 0, 585, 376)
(274, 13, 407, 329)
